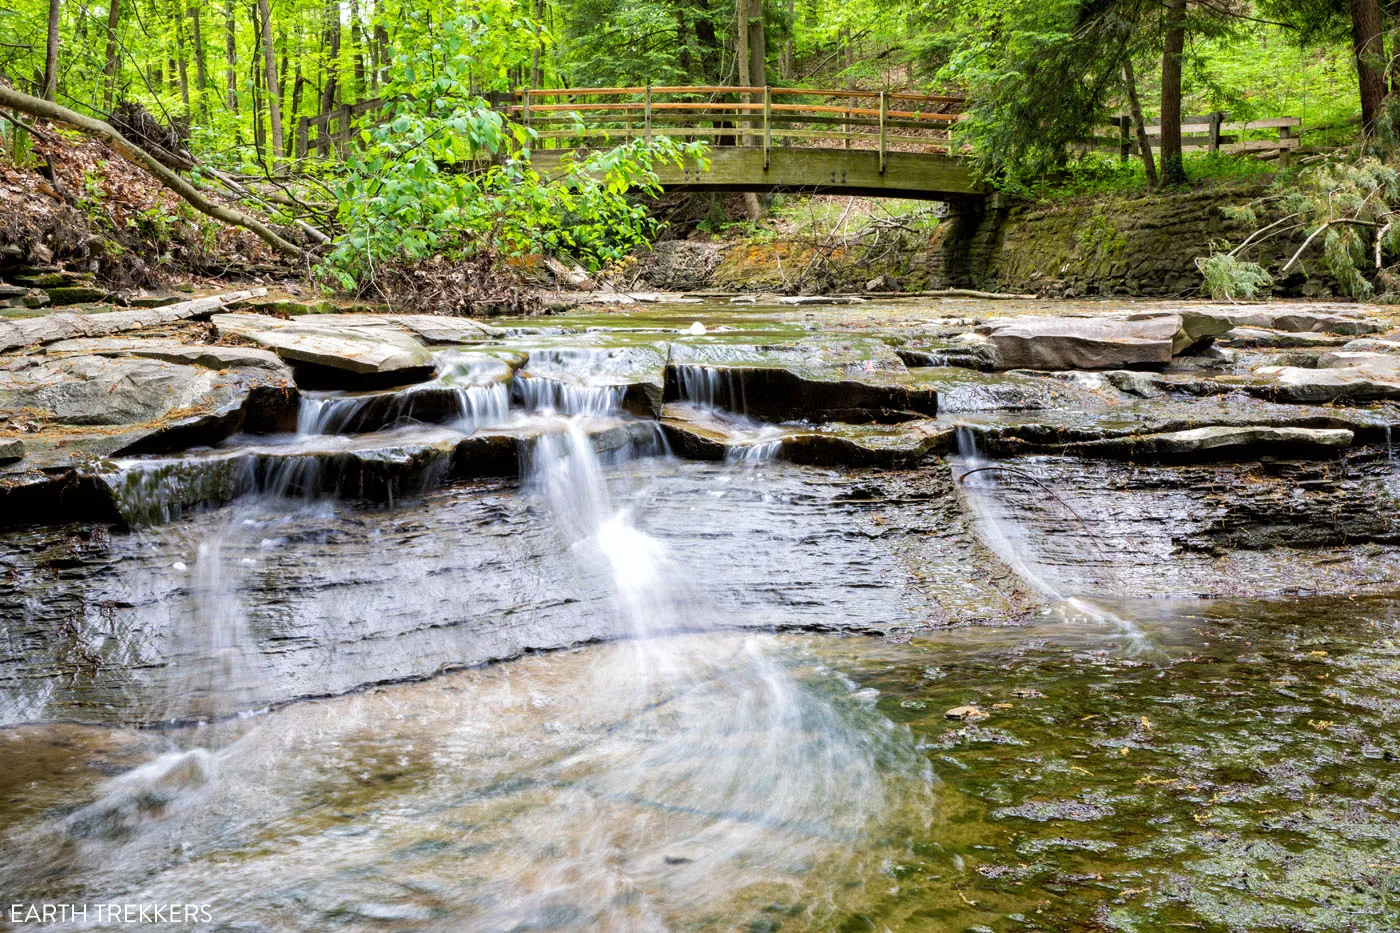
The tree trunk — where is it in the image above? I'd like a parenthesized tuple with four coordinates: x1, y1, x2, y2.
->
(746, 0, 765, 89)
(250, 1, 265, 153)
(735, 0, 749, 88)
(1349, 0, 1387, 136)
(258, 0, 283, 160)
(224, 0, 238, 112)
(0, 84, 303, 255)
(1159, 0, 1187, 187)
(320, 0, 341, 114)
(290, 65, 304, 129)
(350, 0, 365, 99)
(676, 7, 692, 79)
(735, 0, 761, 221)
(102, 0, 121, 110)
(693, 0, 721, 82)
(782, 0, 794, 80)
(1123, 57, 1157, 189)
(531, 0, 545, 86)
(190, 5, 208, 100)
(374, 24, 388, 86)
(43, 0, 61, 101)
(174, 0, 191, 110)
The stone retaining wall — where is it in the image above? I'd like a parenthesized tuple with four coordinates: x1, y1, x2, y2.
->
(934, 184, 1333, 298)
(641, 183, 1339, 298)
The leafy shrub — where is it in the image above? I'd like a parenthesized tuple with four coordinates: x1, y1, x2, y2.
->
(1198, 251, 1274, 300)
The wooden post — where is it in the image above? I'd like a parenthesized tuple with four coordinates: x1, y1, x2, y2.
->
(296, 116, 309, 160)
(763, 85, 771, 169)
(1118, 115, 1130, 162)
(337, 103, 352, 157)
(1279, 123, 1293, 168)
(878, 90, 887, 173)
(644, 85, 652, 144)
(1208, 110, 1223, 154)
(316, 116, 329, 159)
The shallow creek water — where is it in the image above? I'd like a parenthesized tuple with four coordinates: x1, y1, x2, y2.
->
(2, 299, 1400, 931)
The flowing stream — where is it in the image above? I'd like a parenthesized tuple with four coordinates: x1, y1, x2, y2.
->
(3, 300, 1400, 931)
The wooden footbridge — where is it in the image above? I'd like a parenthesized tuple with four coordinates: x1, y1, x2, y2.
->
(295, 85, 985, 200)
(295, 87, 1303, 200)
(511, 86, 982, 200)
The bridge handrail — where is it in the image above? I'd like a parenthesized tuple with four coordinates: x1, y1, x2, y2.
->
(510, 85, 967, 169)
(520, 86, 966, 107)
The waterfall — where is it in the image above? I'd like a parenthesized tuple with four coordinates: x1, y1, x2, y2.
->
(953, 426, 1155, 653)
(672, 364, 748, 415)
(512, 375, 626, 417)
(725, 437, 782, 465)
(482, 414, 932, 929)
(452, 382, 511, 431)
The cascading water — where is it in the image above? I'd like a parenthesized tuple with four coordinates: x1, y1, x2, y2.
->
(672, 364, 748, 415)
(478, 412, 932, 928)
(511, 375, 627, 417)
(952, 425, 1155, 653)
(724, 436, 783, 465)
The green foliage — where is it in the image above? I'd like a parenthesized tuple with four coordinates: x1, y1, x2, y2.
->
(935, 0, 1142, 181)
(319, 10, 707, 292)
(1208, 156, 1400, 302)
(1198, 251, 1274, 300)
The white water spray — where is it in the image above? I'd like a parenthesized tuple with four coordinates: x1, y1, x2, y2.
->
(952, 426, 1156, 654)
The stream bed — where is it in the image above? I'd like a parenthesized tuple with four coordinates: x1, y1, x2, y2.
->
(2, 297, 1400, 931)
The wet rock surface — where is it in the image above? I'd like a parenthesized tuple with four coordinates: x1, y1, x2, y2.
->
(211, 312, 437, 383)
(4, 296, 1400, 933)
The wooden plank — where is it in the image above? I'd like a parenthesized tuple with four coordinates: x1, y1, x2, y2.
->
(509, 101, 957, 123)
(1223, 117, 1301, 130)
(529, 145, 981, 199)
(518, 85, 964, 104)
(529, 128, 950, 148)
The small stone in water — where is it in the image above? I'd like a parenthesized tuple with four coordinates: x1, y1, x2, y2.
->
(688, 321, 707, 335)
(945, 705, 987, 721)
(172, 561, 187, 572)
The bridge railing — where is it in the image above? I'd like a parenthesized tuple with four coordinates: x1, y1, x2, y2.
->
(508, 86, 966, 170)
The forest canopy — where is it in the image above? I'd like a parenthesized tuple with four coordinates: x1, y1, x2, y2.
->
(1, 0, 1396, 298)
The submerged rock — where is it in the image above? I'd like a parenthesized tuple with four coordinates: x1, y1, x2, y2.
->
(212, 312, 435, 384)
(782, 421, 956, 468)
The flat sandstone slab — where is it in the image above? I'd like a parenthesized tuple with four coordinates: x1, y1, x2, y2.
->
(212, 312, 434, 377)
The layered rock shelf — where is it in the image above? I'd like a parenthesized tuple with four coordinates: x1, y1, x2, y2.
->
(2, 293, 1399, 533)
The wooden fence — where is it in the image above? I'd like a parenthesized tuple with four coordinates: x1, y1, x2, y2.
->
(1090, 112, 1301, 165)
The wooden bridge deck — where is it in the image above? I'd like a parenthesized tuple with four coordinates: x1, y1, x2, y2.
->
(514, 85, 983, 200)
(528, 146, 983, 200)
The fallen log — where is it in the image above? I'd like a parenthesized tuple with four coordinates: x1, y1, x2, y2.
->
(0, 85, 304, 258)
(861, 288, 1038, 300)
